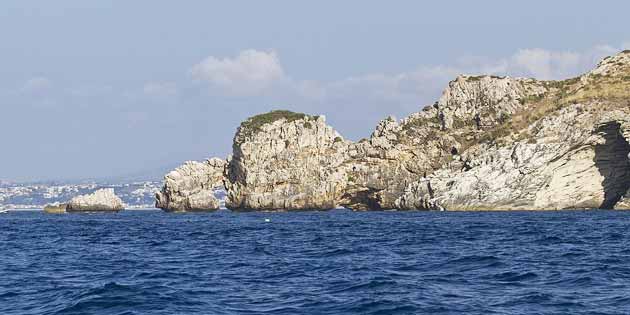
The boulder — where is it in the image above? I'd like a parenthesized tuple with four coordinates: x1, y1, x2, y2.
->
(156, 158, 226, 212)
(43, 203, 67, 214)
(67, 189, 125, 212)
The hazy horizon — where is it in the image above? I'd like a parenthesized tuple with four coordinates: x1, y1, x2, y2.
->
(2, 1, 630, 181)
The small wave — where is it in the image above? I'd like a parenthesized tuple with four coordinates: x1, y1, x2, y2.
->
(491, 292, 554, 307)
(535, 235, 563, 244)
(53, 282, 143, 315)
(186, 231, 207, 237)
(335, 297, 419, 315)
(444, 255, 503, 270)
(493, 271, 538, 282)
(0, 291, 19, 298)
(560, 251, 587, 258)
(448, 255, 500, 264)
(320, 248, 354, 258)
(328, 279, 398, 294)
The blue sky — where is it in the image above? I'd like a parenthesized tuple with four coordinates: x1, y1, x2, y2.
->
(1, 1, 629, 181)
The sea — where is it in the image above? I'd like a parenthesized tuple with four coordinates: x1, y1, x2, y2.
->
(1, 209, 630, 315)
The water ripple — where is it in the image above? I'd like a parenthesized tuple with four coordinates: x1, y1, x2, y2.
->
(1, 210, 630, 314)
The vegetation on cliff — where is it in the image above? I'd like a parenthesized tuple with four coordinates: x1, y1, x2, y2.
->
(238, 110, 319, 138)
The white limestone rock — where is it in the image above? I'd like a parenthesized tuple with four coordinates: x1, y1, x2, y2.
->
(67, 188, 125, 212)
(395, 103, 630, 210)
(156, 158, 226, 212)
(225, 111, 348, 210)
(393, 51, 630, 210)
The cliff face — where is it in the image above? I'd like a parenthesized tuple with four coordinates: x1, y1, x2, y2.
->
(158, 50, 630, 211)
(337, 75, 547, 209)
(225, 111, 348, 210)
(155, 158, 226, 212)
(396, 51, 630, 210)
(396, 107, 630, 210)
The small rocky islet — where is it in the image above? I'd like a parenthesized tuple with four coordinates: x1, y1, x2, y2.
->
(44, 188, 125, 213)
(153, 51, 628, 212)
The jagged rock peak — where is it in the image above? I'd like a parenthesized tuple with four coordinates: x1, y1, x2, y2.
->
(401, 74, 547, 132)
(589, 50, 630, 77)
(67, 188, 125, 212)
(155, 158, 226, 212)
(371, 116, 400, 138)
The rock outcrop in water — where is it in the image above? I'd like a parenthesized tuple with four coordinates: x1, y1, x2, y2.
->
(155, 158, 226, 212)
(43, 203, 67, 214)
(159, 50, 630, 211)
(67, 189, 125, 212)
(225, 111, 348, 210)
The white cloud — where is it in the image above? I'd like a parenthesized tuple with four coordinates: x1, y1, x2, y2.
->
(510, 49, 580, 80)
(501, 46, 620, 80)
(185, 44, 627, 128)
(326, 66, 460, 112)
(190, 50, 285, 95)
(287, 44, 630, 121)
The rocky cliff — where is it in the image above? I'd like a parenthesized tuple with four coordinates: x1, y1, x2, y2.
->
(225, 111, 348, 210)
(156, 158, 226, 212)
(159, 50, 630, 211)
(67, 188, 125, 212)
(395, 51, 630, 210)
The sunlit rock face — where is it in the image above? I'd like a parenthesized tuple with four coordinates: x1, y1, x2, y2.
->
(396, 107, 630, 210)
(67, 188, 125, 212)
(338, 74, 547, 210)
(156, 158, 226, 212)
(395, 51, 630, 210)
(225, 111, 348, 210)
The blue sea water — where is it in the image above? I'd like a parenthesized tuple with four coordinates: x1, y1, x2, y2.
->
(1, 210, 630, 315)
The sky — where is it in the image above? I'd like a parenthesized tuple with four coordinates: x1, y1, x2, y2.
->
(1, 0, 629, 182)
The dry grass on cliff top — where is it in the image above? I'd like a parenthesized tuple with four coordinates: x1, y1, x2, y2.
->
(238, 110, 318, 137)
(488, 66, 630, 143)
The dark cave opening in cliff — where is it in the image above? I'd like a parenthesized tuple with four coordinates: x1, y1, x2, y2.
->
(594, 122, 630, 209)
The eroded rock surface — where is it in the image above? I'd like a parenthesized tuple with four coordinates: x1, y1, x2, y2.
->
(396, 106, 630, 210)
(395, 51, 630, 210)
(337, 75, 547, 210)
(156, 158, 226, 212)
(225, 111, 348, 210)
(67, 188, 125, 212)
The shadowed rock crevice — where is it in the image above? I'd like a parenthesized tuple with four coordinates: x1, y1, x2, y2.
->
(340, 189, 383, 211)
(594, 122, 630, 209)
